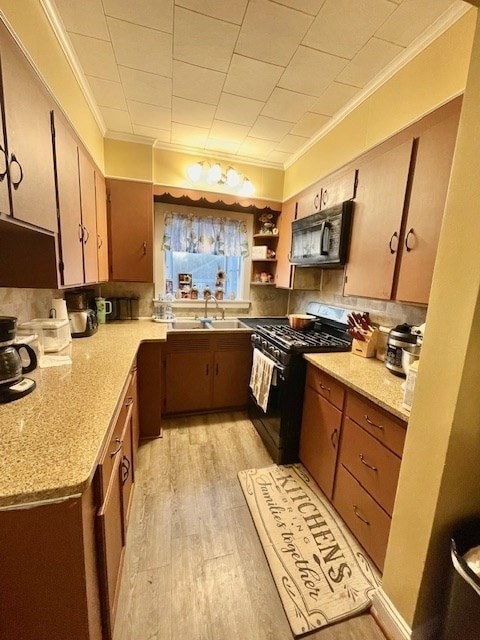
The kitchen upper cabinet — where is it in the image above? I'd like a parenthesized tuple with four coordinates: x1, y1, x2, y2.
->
(275, 198, 295, 288)
(0, 20, 56, 232)
(78, 148, 98, 284)
(95, 172, 109, 282)
(344, 138, 414, 300)
(320, 166, 357, 210)
(107, 178, 153, 282)
(296, 186, 321, 219)
(394, 102, 461, 304)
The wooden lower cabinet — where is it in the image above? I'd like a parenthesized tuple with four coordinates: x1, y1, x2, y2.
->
(300, 364, 407, 572)
(164, 332, 252, 415)
(299, 385, 342, 499)
(0, 362, 139, 640)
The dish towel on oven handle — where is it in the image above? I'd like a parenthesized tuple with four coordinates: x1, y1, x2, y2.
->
(249, 348, 275, 413)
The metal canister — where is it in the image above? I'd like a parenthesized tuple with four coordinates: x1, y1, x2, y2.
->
(385, 323, 417, 377)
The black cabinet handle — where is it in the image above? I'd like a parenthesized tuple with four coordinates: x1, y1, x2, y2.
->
(9, 153, 23, 189)
(405, 227, 414, 252)
(110, 437, 123, 458)
(121, 455, 131, 484)
(0, 144, 7, 181)
(78, 223, 84, 242)
(389, 231, 398, 254)
(313, 193, 320, 210)
(322, 189, 328, 205)
(330, 428, 339, 449)
(97, 234, 103, 249)
(82, 225, 90, 244)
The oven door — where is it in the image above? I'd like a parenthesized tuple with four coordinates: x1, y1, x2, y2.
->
(248, 359, 289, 462)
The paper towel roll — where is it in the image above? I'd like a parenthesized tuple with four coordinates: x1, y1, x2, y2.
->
(50, 298, 68, 320)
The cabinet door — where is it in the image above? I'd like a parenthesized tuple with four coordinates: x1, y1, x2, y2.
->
(275, 198, 295, 288)
(95, 171, 109, 282)
(344, 138, 414, 300)
(395, 107, 460, 304)
(53, 113, 84, 287)
(296, 186, 321, 219)
(78, 148, 98, 284)
(120, 406, 135, 532)
(97, 453, 124, 635)
(299, 387, 342, 499)
(107, 179, 153, 282)
(320, 167, 357, 210)
(0, 21, 56, 231)
(166, 352, 212, 413)
(212, 334, 252, 408)
(0, 120, 9, 215)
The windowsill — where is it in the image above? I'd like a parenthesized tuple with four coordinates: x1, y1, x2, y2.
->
(170, 299, 251, 310)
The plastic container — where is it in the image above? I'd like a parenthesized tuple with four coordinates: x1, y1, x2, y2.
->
(18, 318, 70, 353)
(375, 326, 391, 361)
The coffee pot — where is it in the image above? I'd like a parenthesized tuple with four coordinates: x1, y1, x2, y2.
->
(0, 316, 37, 402)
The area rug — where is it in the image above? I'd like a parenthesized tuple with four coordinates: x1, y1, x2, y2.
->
(238, 464, 381, 636)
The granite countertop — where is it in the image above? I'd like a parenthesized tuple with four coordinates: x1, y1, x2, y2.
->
(304, 352, 409, 422)
(0, 321, 167, 509)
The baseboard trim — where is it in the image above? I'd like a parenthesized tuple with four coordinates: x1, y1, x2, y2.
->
(371, 589, 412, 640)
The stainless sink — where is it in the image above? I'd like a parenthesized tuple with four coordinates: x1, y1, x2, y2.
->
(168, 318, 251, 332)
(206, 319, 247, 329)
(169, 319, 205, 330)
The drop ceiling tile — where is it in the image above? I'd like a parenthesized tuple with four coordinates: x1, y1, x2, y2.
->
(238, 137, 277, 159)
(235, 0, 313, 66)
(172, 97, 216, 128)
(279, 47, 347, 97)
(55, 0, 109, 40)
(87, 76, 127, 110)
(171, 122, 209, 146)
(102, 0, 173, 33)
(276, 134, 309, 153)
(119, 67, 172, 108)
(376, 0, 457, 48)
(107, 18, 172, 77)
(310, 82, 360, 116)
(303, 0, 396, 59)
(205, 138, 241, 154)
(100, 107, 133, 133)
(274, 0, 327, 16)
(175, 0, 249, 25)
(216, 94, 264, 126)
(268, 150, 291, 164)
(249, 116, 293, 142)
(210, 120, 249, 143)
(172, 61, 225, 106)
(262, 88, 317, 122)
(69, 34, 120, 81)
(174, 8, 239, 73)
(290, 111, 329, 136)
(337, 38, 404, 88)
(223, 55, 283, 102)
(127, 100, 171, 130)
(133, 125, 171, 142)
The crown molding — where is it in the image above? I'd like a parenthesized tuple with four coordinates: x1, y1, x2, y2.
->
(39, 0, 107, 136)
(285, 1, 471, 169)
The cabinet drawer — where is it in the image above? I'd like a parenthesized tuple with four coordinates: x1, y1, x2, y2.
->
(306, 365, 345, 410)
(345, 392, 406, 457)
(339, 417, 401, 515)
(98, 373, 134, 500)
(333, 464, 391, 572)
(299, 388, 342, 499)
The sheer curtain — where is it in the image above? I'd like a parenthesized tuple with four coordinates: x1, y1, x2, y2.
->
(162, 212, 249, 257)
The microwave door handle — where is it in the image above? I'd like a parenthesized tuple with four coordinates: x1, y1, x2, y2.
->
(321, 221, 331, 255)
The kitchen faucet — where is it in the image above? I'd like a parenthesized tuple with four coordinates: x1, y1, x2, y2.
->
(203, 295, 225, 320)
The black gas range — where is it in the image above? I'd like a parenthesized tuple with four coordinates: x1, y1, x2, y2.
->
(239, 303, 352, 464)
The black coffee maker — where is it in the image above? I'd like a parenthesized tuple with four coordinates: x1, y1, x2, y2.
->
(0, 316, 37, 403)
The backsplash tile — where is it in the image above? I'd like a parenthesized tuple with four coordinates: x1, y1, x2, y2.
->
(0, 287, 61, 323)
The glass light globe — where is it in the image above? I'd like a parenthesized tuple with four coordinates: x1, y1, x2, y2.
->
(241, 177, 254, 196)
(226, 167, 240, 187)
(186, 162, 202, 182)
(207, 163, 222, 184)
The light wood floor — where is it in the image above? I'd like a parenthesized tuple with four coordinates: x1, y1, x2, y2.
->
(113, 412, 387, 640)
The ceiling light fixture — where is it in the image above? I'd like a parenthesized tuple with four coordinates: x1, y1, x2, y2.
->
(186, 161, 254, 196)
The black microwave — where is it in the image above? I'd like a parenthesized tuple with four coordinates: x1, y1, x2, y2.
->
(290, 200, 353, 267)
